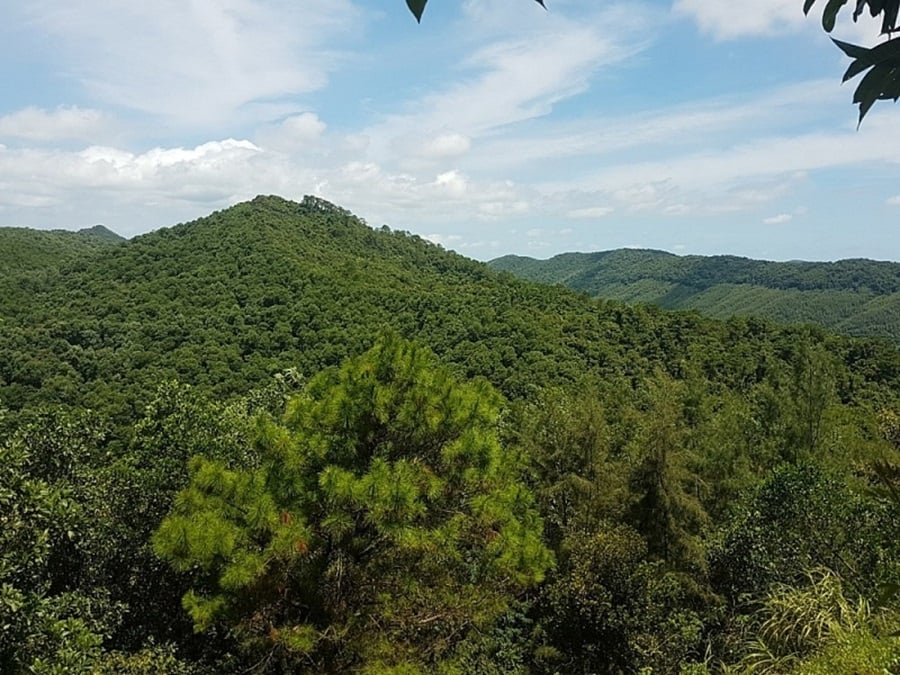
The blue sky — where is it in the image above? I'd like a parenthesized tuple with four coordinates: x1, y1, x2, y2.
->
(1, 0, 898, 261)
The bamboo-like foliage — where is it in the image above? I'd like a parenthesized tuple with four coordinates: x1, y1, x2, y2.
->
(738, 567, 894, 673)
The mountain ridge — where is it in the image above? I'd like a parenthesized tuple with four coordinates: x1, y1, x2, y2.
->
(489, 248, 900, 342)
(3, 195, 895, 419)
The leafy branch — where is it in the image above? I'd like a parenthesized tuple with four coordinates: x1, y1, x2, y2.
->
(804, 0, 900, 123)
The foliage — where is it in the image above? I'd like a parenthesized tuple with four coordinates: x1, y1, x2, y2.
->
(489, 248, 900, 344)
(804, 0, 900, 123)
(0, 196, 898, 670)
(538, 524, 708, 673)
(0, 408, 118, 673)
(710, 464, 899, 604)
(735, 567, 900, 673)
(153, 333, 552, 671)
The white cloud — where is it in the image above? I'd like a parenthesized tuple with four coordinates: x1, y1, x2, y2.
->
(15, 0, 361, 128)
(478, 200, 529, 219)
(424, 233, 463, 248)
(567, 206, 614, 219)
(887, 195, 900, 206)
(469, 80, 841, 176)
(422, 133, 472, 159)
(674, 0, 886, 43)
(673, 0, 807, 40)
(459, 240, 502, 250)
(432, 170, 469, 197)
(280, 113, 327, 141)
(0, 139, 266, 229)
(664, 203, 692, 216)
(763, 213, 793, 225)
(255, 112, 328, 153)
(564, 111, 900, 215)
(0, 106, 111, 142)
(365, 4, 653, 159)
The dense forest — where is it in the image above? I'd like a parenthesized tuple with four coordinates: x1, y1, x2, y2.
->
(490, 249, 900, 344)
(2, 195, 899, 673)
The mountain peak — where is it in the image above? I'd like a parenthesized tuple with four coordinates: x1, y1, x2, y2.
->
(77, 224, 125, 242)
(243, 194, 356, 219)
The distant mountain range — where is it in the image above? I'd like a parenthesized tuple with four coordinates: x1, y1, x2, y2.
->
(489, 249, 900, 344)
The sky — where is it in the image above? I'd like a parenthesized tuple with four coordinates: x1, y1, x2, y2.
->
(1, 0, 899, 262)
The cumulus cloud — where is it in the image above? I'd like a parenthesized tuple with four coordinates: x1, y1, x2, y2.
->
(0, 139, 268, 231)
(280, 113, 327, 141)
(887, 195, 900, 206)
(0, 106, 111, 142)
(763, 213, 793, 225)
(432, 170, 469, 197)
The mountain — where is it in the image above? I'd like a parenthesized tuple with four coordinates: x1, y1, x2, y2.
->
(77, 224, 126, 243)
(3, 196, 900, 674)
(1, 195, 898, 422)
(0, 225, 125, 318)
(0, 224, 124, 276)
(488, 248, 900, 343)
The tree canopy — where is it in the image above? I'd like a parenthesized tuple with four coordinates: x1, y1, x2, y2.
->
(1, 196, 899, 672)
(153, 332, 552, 671)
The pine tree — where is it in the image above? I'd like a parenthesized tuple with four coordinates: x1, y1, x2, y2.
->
(626, 375, 709, 574)
(153, 332, 552, 671)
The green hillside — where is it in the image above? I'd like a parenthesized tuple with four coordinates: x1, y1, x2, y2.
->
(0, 224, 124, 275)
(0, 225, 125, 317)
(489, 249, 900, 342)
(2, 196, 899, 674)
(4, 196, 899, 418)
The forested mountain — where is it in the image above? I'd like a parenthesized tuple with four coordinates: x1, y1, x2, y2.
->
(0, 225, 124, 317)
(0, 224, 124, 274)
(489, 249, 900, 343)
(2, 196, 899, 673)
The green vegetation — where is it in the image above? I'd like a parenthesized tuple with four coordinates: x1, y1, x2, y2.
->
(489, 248, 900, 343)
(804, 0, 900, 124)
(1, 195, 898, 672)
(0, 225, 124, 318)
